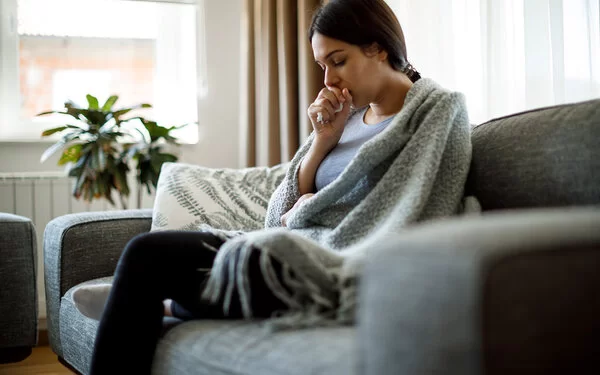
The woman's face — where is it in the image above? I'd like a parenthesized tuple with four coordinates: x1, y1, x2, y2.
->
(311, 32, 387, 108)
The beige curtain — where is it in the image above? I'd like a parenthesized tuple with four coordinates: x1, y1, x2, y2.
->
(240, 0, 324, 167)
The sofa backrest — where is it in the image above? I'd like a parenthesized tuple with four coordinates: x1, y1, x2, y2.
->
(466, 98, 600, 211)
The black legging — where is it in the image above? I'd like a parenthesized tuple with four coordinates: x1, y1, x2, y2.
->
(89, 230, 288, 375)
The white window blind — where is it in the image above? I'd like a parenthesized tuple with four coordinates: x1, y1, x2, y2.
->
(0, 0, 205, 143)
(386, 0, 600, 124)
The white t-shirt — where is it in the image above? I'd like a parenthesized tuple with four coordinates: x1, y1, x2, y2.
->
(315, 107, 394, 191)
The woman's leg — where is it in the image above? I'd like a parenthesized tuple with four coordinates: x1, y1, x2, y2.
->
(89, 231, 290, 375)
(89, 230, 225, 375)
(169, 246, 290, 320)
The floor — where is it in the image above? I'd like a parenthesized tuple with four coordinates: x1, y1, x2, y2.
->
(0, 346, 76, 375)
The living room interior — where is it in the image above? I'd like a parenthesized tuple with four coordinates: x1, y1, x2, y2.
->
(1, 0, 599, 374)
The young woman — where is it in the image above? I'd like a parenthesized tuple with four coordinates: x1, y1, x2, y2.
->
(83, 1, 469, 374)
(282, 0, 421, 225)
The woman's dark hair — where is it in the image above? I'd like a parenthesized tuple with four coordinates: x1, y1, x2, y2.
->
(309, 0, 421, 82)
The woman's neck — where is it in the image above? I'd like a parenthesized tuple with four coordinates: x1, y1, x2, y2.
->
(365, 73, 413, 124)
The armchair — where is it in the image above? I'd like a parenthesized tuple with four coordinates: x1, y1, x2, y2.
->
(0, 213, 38, 363)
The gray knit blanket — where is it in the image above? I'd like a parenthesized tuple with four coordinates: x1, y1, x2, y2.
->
(201, 78, 481, 330)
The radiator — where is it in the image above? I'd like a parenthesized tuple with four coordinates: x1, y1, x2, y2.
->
(0, 172, 155, 319)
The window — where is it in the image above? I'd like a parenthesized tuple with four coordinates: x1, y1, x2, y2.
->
(0, 0, 204, 143)
(385, 0, 600, 124)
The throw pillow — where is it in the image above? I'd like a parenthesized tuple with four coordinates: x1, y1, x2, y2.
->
(151, 162, 288, 232)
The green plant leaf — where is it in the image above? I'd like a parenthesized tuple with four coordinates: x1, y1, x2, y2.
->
(41, 126, 69, 137)
(36, 110, 64, 117)
(102, 176, 116, 206)
(150, 152, 178, 173)
(90, 146, 99, 170)
(98, 120, 117, 134)
(133, 127, 150, 144)
(86, 94, 99, 110)
(113, 103, 151, 116)
(57, 144, 82, 166)
(101, 95, 119, 112)
(97, 146, 107, 170)
(83, 181, 93, 202)
(112, 108, 133, 119)
(84, 110, 110, 128)
(41, 124, 85, 137)
(72, 163, 88, 198)
(113, 162, 130, 197)
(40, 141, 68, 163)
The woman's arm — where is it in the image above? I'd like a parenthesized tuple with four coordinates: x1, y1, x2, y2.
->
(300, 87, 353, 195)
(297, 146, 329, 195)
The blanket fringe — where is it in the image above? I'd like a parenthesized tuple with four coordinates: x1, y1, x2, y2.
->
(201, 237, 343, 331)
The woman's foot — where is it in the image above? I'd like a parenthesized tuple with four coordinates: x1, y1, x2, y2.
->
(163, 299, 173, 316)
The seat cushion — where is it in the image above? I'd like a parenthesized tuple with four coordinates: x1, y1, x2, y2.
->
(153, 321, 357, 375)
(59, 278, 357, 375)
(466, 98, 600, 210)
(59, 277, 112, 374)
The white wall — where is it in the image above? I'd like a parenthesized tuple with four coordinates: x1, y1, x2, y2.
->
(0, 0, 242, 172)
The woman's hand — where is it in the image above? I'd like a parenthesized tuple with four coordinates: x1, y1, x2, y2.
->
(307, 87, 353, 153)
(281, 193, 315, 227)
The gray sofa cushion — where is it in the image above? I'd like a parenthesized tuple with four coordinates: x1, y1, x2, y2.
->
(153, 321, 356, 375)
(59, 277, 112, 374)
(60, 277, 357, 375)
(466, 98, 600, 210)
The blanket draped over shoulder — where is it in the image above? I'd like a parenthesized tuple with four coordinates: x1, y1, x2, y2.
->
(201, 78, 481, 330)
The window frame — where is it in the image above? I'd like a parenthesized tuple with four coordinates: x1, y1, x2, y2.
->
(0, 0, 205, 144)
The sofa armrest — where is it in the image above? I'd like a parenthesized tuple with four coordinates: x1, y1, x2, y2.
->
(43, 208, 152, 356)
(0, 213, 38, 359)
(358, 206, 600, 375)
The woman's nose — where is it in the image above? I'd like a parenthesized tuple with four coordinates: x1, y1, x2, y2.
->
(324, 68, 339, 88)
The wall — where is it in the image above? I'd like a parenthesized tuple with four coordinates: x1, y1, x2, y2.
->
(178, 0, 242, 168)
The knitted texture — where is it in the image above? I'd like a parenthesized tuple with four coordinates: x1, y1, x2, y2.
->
(202, 78, 479, 330)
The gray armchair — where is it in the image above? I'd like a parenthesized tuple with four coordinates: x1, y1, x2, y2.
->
(43, 209, 152, 372)
(0, 213, 38, 363)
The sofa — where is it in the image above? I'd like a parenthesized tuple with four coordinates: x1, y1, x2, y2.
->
(0, 213, 38, 364)
(44, 98, 600, 375)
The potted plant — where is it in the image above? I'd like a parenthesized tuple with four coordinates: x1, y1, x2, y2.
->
(38, 94, 189, 209)
(123, 119, 186, 209)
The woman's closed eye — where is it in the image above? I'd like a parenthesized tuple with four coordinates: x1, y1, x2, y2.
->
(332, 60, 346, 67)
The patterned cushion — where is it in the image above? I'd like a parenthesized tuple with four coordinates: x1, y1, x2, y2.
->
(151, 162, 288, 232)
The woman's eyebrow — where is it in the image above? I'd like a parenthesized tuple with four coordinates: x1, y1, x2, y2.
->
(315, 49, 344, 63)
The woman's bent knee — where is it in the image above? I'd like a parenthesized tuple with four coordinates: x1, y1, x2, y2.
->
(119, 232, 168, 268)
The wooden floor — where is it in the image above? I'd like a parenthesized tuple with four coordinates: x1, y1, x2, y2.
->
(0, 346, 76, 375)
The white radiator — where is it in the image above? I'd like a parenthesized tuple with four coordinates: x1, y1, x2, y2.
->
(0, 172, 155, 319)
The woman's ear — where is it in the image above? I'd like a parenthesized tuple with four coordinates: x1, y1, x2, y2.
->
(363, 43, 388, 62)
(363, 42, 382, 57)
